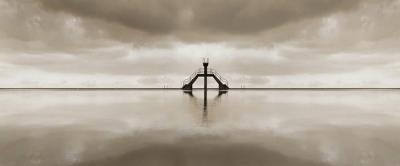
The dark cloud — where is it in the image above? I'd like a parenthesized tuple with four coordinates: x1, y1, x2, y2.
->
(37, 0, 183, 34)
(191, 0, 362, 34)
(36, 0, 363, 36)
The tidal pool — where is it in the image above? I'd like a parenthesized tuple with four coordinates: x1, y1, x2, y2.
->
(0, 90, 399, 166)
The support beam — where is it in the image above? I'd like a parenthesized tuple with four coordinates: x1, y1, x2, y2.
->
(203, 59, 208, 106)
(182, 74, 229, 91)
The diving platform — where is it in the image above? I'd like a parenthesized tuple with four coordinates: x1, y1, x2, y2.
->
(182, 59, 229, 91)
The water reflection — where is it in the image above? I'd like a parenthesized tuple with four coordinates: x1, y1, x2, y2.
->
(0, 90, 400, 166)
(184, 90, 228, 125)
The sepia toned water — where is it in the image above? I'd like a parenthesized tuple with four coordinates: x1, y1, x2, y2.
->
(0, 90, 400, 166)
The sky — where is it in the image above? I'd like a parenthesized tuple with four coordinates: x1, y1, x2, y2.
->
(0, 0, 400, 88)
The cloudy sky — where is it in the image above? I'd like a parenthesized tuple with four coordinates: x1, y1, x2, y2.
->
(1, 0, 400, 88)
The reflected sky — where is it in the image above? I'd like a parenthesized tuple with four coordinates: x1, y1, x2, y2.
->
(0, 90, 400, 166)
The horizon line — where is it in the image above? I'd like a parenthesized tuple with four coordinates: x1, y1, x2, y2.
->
(1, 88, 400, 91)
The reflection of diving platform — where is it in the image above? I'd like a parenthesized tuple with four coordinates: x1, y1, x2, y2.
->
(182, 59, 229, 91)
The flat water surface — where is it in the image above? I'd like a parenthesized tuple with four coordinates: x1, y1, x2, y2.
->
(0, 90, 399, 166)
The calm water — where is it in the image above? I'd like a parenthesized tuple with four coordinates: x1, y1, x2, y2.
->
(0, 90, 400, 166)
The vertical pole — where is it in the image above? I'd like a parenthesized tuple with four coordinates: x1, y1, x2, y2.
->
(203, 58, 208, 107)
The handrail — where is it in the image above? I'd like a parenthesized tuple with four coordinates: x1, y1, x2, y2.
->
(208, 68, 229, 86)
(182, 68, 202, 85)
(182, 68, 229, 86)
